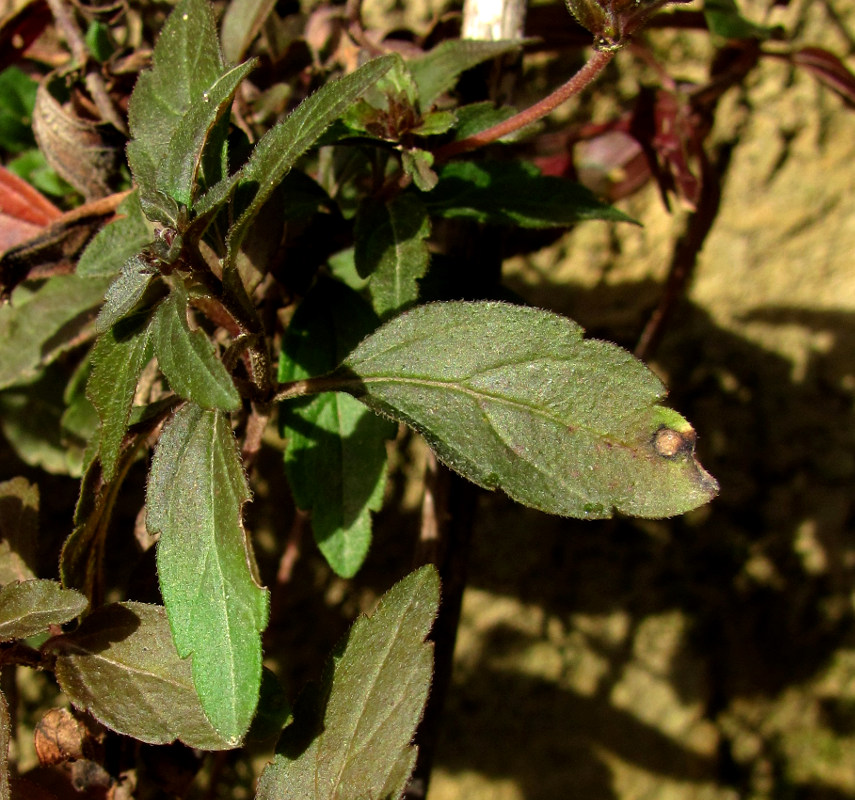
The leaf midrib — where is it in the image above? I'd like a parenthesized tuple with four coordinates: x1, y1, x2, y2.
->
(73, 649, 191, 691)
(327, 592, 421, 794)
(345, 373, 638, 450)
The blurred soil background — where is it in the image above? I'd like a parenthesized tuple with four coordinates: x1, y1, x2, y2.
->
(422, 0, 855, 798)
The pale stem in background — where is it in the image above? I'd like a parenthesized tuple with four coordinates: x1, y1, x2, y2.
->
(462, 0, 526, 40)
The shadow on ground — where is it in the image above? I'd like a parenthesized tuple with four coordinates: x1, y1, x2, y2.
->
(424, 279, 855, 799)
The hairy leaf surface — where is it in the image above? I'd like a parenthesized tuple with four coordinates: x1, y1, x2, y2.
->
(53, 602, 234, 749)
(95, 255, 157, 333)
(0, 580, 87, 640)
(87, 314, 154, 481)
(0, 688, 8, 800)
(336, 302, 718, 519)
(126, 0, 226, 223)
(153, 285, 240, 411)
(193, 55, 395, 255)
(147, 403, 268, 744)
(279, 281, 394, 578)
(408, 39, 524, 108)
(76, 190, 153, 277)
(256, 566, 438, 800)
(157, 60, 256, 206)
(355, 194, 431, 319)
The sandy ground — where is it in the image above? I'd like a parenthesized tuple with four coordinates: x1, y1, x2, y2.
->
(426, 1, 855, 798)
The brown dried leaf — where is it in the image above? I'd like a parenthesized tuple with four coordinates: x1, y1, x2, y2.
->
(0, 0, 52, 73)
(32, 72, 122, 200)
(34, 710, 88, 766)
(1, 190, 129, 299)
(0, 166, 61, 226)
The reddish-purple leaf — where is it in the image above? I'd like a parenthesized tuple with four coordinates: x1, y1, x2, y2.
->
(788, 47, 855, 108)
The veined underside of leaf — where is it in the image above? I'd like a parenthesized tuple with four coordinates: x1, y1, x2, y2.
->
(53, 602, 235, 750)
(335, 301, 718, 519)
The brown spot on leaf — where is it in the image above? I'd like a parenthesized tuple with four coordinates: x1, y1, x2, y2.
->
(652, 426, 696, 459)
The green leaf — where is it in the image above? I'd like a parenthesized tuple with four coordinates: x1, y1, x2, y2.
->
(6, 149, 70, 198)
(87, 314, 155, 481)
(703, 0, 771, 40)
(247, 668, 292, 743)
(0, 477, 38, 585)
(334, 301, 718, 519)
(0, 274, 112, 390)
(401, 148, 438, 192)
(452, 101, 516, 140)
(85, 20, 115, 62)
(95, 255, 158, 334)
(340, 56, 418, 131)
(233, 172, 329, 295)
(193, 55, 395, 256)
(279, 281, 394, 578)
(0, 366, 91, 477)
(256, 565, 439, 800)
(0, 66, 38, 154)
(76, 190, 154, 277)
(152, 284, 241, 411)
(408, 39, 524, 108)
(60, 447, 127, 600)
(327, 248, 368, 292)
(157, 60, 256, 206)
(52, 602, 235, 750)
(60, 353, 100, 471)
(0, 580, 88, 641)
(147, 403, 269, 744)
(355, 194, 431, 319)
(424, 160, 634, 228)
(126, 0, 226, 224)
(0, 687, 9, 800)
(411, 110, 457, 136)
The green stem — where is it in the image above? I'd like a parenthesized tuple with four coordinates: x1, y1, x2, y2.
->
(434, 46, 617, 161)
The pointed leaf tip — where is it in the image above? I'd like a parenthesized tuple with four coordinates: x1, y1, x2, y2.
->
(256, 565, 439, 800)
(53, 602, 237, 750)
(337, 301, 717, 519)
(147, 403, 268, 743)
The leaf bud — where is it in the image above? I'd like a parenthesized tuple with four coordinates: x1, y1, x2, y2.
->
(563, 0, 685, 50)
